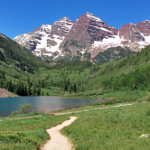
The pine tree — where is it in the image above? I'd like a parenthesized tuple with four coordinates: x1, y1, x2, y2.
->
(37, 85, 41, 96)
(73, 84, 77, 93)
(32, 84, 36, 96)
(8, 80, 13, 92)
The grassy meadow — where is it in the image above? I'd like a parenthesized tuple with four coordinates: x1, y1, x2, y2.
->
(62, 102, 150, 150)
(0, 114, 69, 150)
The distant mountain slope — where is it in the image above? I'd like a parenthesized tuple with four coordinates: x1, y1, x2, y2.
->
(0, 34, 49, 73)
(14, 13, 150, 62)
(93, 46, 135, 63)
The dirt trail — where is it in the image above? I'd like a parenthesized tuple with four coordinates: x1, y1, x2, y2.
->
(41, 116, 77, 150)
(0, 115, 41, 122)
(55, 103, 134, 116)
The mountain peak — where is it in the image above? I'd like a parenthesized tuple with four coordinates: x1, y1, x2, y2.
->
(85, 12, 93, 16)
(33, 24, 52, 33)
(40, 24, 52, 29)
(85, 12, 103, 22)
(129, 22, 136, 25)
(58, 17, 72, 23)
(144, 20, 150, 23)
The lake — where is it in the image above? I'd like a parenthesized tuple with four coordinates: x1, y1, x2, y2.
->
(0, 96, 100, 116)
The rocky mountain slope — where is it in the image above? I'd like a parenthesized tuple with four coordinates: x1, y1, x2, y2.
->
(14, 13, 150, 62)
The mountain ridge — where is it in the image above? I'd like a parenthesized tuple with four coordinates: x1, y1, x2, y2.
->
(14, 12, 150, 61)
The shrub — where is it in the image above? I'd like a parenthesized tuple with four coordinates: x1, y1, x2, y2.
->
(21, 137, 39, 147)
(92, 97, 118, 106)
(104, 97, 118, 105)
(10, 111, 20, 116)
(10, 104, 32, 116)
(0, 131, 25, 144)
(19, 104, 32, 114)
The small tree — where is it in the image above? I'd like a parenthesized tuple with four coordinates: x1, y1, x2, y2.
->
(19, 104, 32, 114)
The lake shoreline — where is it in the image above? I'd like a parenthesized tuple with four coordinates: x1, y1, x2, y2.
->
(0, 96, 101, 116)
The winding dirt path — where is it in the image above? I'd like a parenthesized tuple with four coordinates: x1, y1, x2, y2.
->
(41, 116, 77, 150)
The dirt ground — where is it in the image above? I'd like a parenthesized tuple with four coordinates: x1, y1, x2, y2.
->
(0, 88, 17, 97)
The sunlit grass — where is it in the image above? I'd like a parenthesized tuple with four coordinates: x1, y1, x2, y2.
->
(62, 102, 150, 150)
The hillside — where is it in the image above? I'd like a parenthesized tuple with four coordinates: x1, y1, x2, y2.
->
(0, 34, 50, 96)
(93, 46, 135, 63)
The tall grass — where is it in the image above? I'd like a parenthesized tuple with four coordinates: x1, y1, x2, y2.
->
(62, 102, 150, 150)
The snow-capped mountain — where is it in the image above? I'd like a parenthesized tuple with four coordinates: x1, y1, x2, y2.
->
(14, 17, 73, 57)
(14, 13, 150, 61)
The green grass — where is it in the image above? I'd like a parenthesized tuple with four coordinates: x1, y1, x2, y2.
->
(62, 102, 150, 150)
(0, 114, 69, 150)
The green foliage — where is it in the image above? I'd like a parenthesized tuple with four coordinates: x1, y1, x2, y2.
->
(10, 104, 32, 116)
(19, 104, 32, 114)
(94, 46, 135, 63)
(10, 111, 20, 116)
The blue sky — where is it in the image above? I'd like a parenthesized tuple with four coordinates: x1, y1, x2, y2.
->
(0, 0, 150, 39)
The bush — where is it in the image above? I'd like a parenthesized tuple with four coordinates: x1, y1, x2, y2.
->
(0, 131, 25, 144)
(10, 111, 20, 116)
(104, 97, 118, 105)
(92, 97, 119, 106)
(0, 131, 39, 147)
(21, 137, 39, 147)
(19, 104, 32, 114)
(10, 104, 32, 116)
(141, 96, 150, 102)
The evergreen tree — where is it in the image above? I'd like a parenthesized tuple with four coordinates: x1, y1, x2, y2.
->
(37, 85, 41, 96)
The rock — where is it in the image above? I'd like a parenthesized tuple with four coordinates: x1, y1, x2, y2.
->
(139, 134, 149, 138)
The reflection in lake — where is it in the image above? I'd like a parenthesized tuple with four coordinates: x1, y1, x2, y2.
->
(0, 96, 100, 116)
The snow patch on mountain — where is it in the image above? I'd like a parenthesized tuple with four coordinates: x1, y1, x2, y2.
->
(144, 35, 150, 43)
(14, 33, 31, 46)
(48, 35, 65, 53)
(86, 12, 103, 22)
(36, 33, 48, 49)
(92, 35, 124, 50)
(39, 24, 52, 33)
